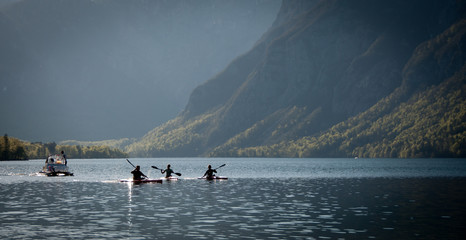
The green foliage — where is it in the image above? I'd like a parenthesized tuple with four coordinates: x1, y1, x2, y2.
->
(126, 114, 215, 157)
(0, 134, 28, 160)
(0, 135, 128, 160)
(59, 138, 137, 150)
(215, 64, 466, 158)
(54, 145, 129, 159)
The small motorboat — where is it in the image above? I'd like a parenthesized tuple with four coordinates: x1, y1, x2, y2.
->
(39, 154, 73, 176)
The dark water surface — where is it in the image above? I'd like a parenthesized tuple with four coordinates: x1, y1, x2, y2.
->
(1, 158, 465, 239)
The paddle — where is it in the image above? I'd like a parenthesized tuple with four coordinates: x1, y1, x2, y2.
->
(127, 159, 147, 179)
(151, 166, 182, 176)
(126, 159, 136, 168)
(214, 164, 226, 170)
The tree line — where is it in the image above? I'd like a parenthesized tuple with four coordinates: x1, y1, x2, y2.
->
(1, 134, 128, 160)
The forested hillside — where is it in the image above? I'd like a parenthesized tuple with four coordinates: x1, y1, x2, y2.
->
(0, 134, 128, 160)
(215, 66, 466, 158)
(209, 17, 466, 158)
(127, 0, 466, 158)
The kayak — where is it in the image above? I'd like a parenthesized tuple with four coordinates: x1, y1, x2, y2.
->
(119, 178, 162, 184)
(161, 176, 179, 181)
(198, 176, 228, 180)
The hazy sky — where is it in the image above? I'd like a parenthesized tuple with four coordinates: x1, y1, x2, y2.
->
(0, 0, 281, 142)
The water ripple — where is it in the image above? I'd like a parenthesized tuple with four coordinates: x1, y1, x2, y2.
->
(0, 168, 465, 239)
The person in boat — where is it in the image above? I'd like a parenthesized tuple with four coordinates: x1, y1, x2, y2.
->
(202, 165, 217, 179)
(161, 164, 174, 178)
(131, 165, 147, 181)
(61, 151, 67, 165)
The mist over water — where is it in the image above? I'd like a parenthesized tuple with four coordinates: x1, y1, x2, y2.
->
(1, 158, 465, 239)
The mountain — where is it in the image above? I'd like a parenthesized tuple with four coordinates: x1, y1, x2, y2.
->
(127, 0, 466, 158)
(0, 0, 281, 142)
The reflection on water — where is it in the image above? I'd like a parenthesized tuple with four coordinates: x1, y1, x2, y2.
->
(127, 182, 134, 230)
(1, 177, 465, 239)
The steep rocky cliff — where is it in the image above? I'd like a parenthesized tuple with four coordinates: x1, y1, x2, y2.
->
(127, 0, 466, 158)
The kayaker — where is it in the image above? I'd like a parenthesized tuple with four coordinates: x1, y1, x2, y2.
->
(131, 165, 147, 180)
(161, 164, 174, 178)
(202, 165, 217, 179)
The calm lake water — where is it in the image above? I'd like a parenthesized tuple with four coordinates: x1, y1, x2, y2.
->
(1, 158, 465, 239)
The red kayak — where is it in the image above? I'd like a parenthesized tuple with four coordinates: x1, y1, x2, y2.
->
(198, 176, 228, 180)
(119, 178, 162, 184)
(161, 176, 179, 181)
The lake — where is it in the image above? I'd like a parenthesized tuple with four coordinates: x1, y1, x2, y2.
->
(1, 158, 465, 239)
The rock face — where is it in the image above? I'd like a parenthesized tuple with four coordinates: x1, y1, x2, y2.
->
(128, 0, 466, 157)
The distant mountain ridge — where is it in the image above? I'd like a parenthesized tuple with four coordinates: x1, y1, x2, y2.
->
(127, 0, 466, 158)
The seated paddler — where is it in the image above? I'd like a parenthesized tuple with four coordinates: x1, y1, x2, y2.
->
(131, 165, 147, 180)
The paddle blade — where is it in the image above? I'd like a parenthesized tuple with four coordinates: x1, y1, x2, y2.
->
(174, 172, 182, 176)
(151, 166, 159, 169)
(126, 159, 136, 168)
